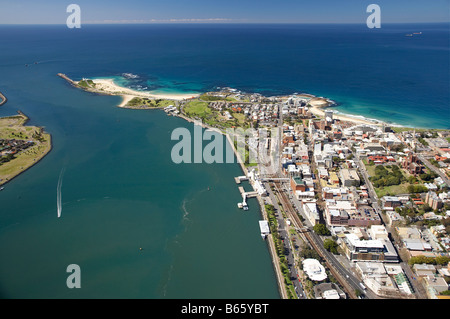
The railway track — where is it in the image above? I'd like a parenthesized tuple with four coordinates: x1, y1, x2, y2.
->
(271, 181, 358, 299)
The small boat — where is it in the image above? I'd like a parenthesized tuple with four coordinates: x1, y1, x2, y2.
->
(0, 187, 4, 191)
(405, 34, 413, 37)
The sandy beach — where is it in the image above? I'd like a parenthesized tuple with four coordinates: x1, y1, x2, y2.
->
(307, 97, 383, 126)
(65, 74, 387, 126)
(91, 79, 200, 107)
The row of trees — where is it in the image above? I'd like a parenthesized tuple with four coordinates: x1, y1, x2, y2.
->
(265, 204, 297, 299)
(408, 255, 450, 266)
(407, 184, 428, 194)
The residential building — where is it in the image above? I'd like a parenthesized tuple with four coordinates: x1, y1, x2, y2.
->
(425, 191, 444, 210)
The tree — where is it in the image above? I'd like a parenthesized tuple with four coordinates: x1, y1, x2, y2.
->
(299, 244, 320, 260)
(323, 239, 339, 254)
(313, 223, 331, 236)
(435, 256, 450, 266)
(422, 203, 432, 213)
(407, 184, 428, 194)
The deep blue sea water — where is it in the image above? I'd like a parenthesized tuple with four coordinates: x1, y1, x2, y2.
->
(0, 23, 448, 299)
(1, 23, 448, 127)
(2, 23, 449, 127)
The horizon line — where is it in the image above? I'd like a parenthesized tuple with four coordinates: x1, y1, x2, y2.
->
(0, 21, 448, 25)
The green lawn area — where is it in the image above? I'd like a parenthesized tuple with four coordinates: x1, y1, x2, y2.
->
(183, 100, 212, 117)
(364, 163, 411, 196)
(374, 184, 410, 197)
(230, 112, 247, 126)
(199, 93, 237, 102)
(392, 127, 447, 133)
(126, 97, 175, 108)
(77, 79, 95, 88)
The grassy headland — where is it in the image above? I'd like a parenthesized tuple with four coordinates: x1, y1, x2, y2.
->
(0, 112, 52, 186)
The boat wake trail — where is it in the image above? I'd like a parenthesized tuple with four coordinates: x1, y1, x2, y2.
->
(181, 197, 191, 222)
(57, 167, 66, 218)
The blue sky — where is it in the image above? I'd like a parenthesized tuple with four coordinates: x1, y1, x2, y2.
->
(0, 0, 449, 24)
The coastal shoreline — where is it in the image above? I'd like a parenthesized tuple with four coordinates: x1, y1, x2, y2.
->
(0, 111, 52, 187)
(307, 97, 385, 127)
(58, 73, 406, 129)
(57, 74, 200, 107)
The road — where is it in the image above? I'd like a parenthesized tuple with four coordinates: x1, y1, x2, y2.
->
(259, 107, 371, 299)
(417, 154, 450, 186)
(265, 183, 306, 299)
(354, 153, 427, 299)
(269, 180, 375, 299)
(353, 154, 382, 215)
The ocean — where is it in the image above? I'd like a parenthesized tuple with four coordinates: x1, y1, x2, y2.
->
(0, 23, 448, 298)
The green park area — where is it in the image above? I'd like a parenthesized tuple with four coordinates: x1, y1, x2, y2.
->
(183, 98, 250, 130)
(125, 97, 175, 108)
(364, 162, 439, 197)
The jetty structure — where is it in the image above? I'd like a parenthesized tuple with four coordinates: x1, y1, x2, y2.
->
(234, 175, 248, 184)
(0, 91, 7, 106)
(235, 168, 268, 210)
(237, 186, 258, 210)
(57, 73, 78, 87)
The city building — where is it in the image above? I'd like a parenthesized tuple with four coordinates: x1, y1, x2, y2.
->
(355, 262, 397, 296)
(402, 154, 424, 175)
(290, 176, 306, 192)
(302, 259, 327, 281)
(382, 196, 402, 210)
(314, 283, 346, 299)
(303, 202, 320, 225)
(341, 233, 399, 262)
(339, 168, 360, 187)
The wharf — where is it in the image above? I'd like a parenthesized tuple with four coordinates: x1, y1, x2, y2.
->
(234, 175, 248, 184)
(0, 92, 7, 106)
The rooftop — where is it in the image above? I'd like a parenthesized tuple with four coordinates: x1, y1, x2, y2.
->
(302, 258, 327, 281)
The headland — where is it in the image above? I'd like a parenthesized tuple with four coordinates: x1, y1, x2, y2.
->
(57, 73, 199, 108)
(0, 111, 52, 186)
